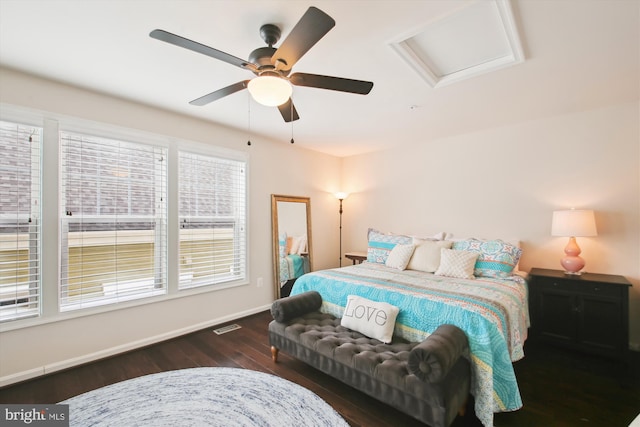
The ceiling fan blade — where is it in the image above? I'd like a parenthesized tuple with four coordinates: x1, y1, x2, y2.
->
(277, 99, 300, 122)
(189, 81, 250, 106)
(289, 73, 373, 95)
(272, 7, 335, 71)
(150, 29, 257, 72)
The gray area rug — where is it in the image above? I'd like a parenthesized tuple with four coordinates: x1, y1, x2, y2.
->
(61, 367, 349, 426)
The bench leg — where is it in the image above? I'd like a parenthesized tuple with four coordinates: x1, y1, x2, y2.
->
(271, 346, 279, 363)
(458, 394, 470, 417)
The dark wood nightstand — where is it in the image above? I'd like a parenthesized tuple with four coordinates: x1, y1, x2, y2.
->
(344, 252, 367, 265)
(527, 267, 632, 364)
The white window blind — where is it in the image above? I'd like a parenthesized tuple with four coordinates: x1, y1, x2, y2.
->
(0, 120, 41, 322)
(178, 151, 246, 289)
(60, 132, 167, 311)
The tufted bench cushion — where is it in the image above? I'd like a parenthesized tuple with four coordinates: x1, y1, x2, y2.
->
(269, 291, 471, 427)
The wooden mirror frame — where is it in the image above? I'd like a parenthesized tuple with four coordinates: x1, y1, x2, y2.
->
(271, 195, 313, 299)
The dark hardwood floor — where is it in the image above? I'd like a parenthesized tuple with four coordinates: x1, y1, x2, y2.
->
(1, 310, 639, 427)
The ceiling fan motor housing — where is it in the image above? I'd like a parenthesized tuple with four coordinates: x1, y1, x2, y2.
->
(250, 24, 289, 74)
(248, 46, 278, 69)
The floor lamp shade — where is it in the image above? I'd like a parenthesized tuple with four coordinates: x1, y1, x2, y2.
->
(551, 209, 597, 274)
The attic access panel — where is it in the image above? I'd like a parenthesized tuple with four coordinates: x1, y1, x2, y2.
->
(390, 0, 524, 88)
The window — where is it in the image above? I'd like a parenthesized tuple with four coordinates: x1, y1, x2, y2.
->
(59, 132, 167, 311)
(178, 151, 246, 289)
(0, 109, 249, 325)
(0, 120, 41, 322)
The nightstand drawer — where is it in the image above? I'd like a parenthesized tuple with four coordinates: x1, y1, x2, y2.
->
(578, 282, 623, 298)
(535, 277, 621, 298)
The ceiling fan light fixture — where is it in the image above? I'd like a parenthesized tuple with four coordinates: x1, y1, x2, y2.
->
(247, 75, 292, 107)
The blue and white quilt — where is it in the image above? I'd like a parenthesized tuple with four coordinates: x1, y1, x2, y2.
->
(279, 254, 309, 283)
(290, 263, 529, 427)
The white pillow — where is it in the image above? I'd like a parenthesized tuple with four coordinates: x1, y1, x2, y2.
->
(385, 244, 415, 270)
(406, 239, 453, 272)
(411, 231, 447, 241)
(289, 235, 307, 255)
(434, 249, 479, 280)
(296, 235, 307, 254)
(341, 295, 399, 343)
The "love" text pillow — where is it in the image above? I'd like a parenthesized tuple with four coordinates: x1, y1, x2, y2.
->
(341, 295, 400, 343)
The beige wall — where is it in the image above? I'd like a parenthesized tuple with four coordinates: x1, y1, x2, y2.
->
(340, 101, 640, 348)
(1, 66, 638, 385)
(0, 67, 342, 384)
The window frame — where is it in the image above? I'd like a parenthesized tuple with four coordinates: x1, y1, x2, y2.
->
(178, 150, 247, 290)
(58, 130, 169, 312)
(0, 120, 42, 323)
(0, 106, 250, 331)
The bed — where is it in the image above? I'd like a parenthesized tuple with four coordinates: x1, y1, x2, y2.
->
(289, 230, 528, 427)
(279, 253, 310, 282)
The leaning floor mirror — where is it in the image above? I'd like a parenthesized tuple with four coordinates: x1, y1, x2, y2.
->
(271, 195, 313, 299)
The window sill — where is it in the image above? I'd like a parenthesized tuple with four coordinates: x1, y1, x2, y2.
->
(0, 278, 250, 333)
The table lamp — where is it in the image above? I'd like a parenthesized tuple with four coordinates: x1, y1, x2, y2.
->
(551, 209, 597, 275)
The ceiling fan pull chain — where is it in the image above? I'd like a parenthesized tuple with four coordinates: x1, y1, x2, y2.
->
(290, 101, 295, 144)
(247, 93, 252, 146)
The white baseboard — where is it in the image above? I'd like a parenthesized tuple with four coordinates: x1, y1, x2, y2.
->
(0, 304, 271, 388)
(0, 367, 46, 387)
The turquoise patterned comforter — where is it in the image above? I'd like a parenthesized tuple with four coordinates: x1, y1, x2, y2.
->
(290, 263, 529, 427)
(279, 254, 310, 283)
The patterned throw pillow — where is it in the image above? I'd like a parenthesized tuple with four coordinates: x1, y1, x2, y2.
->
(341, 295, 399, 343)
(452, 239, 523, 278)
(278, 233, 287, 258)
(385, 244, 415, 270)
(434, 249, 479, 279)
(367, 228, 412, 264)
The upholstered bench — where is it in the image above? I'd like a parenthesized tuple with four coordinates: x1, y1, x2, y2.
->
(268, 291, 471, 427)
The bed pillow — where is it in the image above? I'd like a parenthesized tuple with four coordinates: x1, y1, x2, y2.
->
(452, 238, 522, 278)
(285, 236, 294, 255)
(434, 249, 478, 279)
(341, 295, 399, 343)
(410, 231, 447, 241)
(447, 235, 522, 272)
(406, 239, 453, 273)
(385, 244, 415, 270)
(298, 235, 307, 254)
(367, 228, 412, 264)
(278, 232, 287, 258)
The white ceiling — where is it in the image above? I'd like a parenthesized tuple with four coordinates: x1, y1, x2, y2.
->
(0, 0, 638, 157)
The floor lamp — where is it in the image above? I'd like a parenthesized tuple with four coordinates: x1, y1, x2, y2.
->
(335, 192, 349, 266)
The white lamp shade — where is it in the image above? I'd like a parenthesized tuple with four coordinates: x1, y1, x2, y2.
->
(551, 209, 597, 237)
(247, 76, 292, 107)
(334, 192, 349, 200)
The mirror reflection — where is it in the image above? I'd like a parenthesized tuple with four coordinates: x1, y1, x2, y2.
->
(271, 195, 313, 298)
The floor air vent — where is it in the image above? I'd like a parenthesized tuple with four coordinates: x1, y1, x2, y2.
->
(213, 324, 242, 335)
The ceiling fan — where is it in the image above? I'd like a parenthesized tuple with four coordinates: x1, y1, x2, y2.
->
(150, 6, 373, 122)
